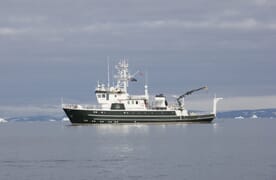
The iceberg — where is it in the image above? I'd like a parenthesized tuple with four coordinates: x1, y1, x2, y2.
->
(234, 116, 244, 119)
(62, 117, 70, 122)
(0, 118, 8, 123)
(251, 114, 258, 119)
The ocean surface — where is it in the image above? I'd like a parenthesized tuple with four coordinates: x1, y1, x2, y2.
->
(0, 118, 276, 180)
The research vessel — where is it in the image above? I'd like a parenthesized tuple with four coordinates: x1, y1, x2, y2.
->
(62, 60, 222, 124)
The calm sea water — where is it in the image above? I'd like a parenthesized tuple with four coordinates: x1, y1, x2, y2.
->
(0, 118, 276, 180)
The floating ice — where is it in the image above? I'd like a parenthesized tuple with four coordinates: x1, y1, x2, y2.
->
(0, 118, 8, 123)
(234, 116, 244, 119)
(62, 117, 70, 122)
(251, 114, 258, 119)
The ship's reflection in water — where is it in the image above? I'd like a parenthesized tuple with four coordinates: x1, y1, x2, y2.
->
(95, 124, 149, 135)
(212, 122, 219, 133)
(94, 123, 190, 135)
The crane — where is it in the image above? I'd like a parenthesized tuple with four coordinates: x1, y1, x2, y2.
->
(177, 86, 208, 109)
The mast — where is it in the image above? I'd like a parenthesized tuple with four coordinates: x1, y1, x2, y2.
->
(114, 59, 130, 93)
(144, 71, 149, 100)
(107, 56, 110, 89)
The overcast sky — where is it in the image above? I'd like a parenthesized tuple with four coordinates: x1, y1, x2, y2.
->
(0, 0, 276, 116)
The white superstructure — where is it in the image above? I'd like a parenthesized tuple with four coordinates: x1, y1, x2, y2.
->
(95, 60, 150, 111)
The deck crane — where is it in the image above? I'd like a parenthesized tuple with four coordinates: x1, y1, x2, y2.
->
(177, 86, 208, 110)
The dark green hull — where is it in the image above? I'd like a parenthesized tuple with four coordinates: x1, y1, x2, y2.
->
(63, 108, 215, 124)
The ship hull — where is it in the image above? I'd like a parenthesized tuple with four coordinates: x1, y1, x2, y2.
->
(63, 108, 215, 124)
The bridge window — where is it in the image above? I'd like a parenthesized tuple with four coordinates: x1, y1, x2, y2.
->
(111, 103, 126, 110)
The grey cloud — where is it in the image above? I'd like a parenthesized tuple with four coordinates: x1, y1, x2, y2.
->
(0, 0, 275, 110)
(0, 27, 23, 35)
(1, 0, 275, 38)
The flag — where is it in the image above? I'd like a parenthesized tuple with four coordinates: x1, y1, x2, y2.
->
(130, 77, 137, 82)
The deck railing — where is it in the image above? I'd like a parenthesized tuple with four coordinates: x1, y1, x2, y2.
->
(62, 104, 102, 110)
